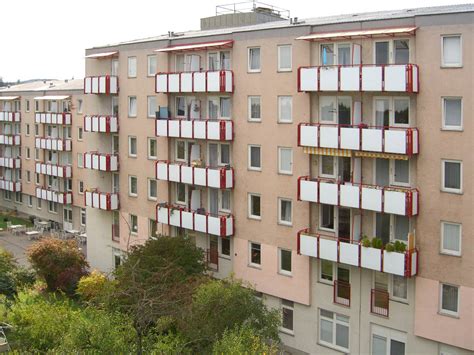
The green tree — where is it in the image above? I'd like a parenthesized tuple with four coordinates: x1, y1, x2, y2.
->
(0, 248, 35, 299)
(27, 238, 88, 295)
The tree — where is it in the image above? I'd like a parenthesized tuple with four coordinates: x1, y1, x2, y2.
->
(181, 278, 281, 352)
(0, 248, 35, 299)
(27, 238, 88, 295)
(76, 270, 112, 305)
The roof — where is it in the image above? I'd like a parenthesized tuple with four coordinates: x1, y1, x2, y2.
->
(87, 4, 473, 50)
(0, 79, 83, 93)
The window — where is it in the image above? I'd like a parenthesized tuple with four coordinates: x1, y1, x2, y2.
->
(371, 325, 407, 355)
(128, 56, 137, 77)
(130, 214, 138, 234)
(442, 35, 462, 67)
(26, 171, 31, 183)
(129, 136, 137, 157)
(319, 309, 349, 352)
(221, 238, 230, 257)
(393, 159, 410, 186)
(78, 180, 84, 194)
(248, 145, 261, 171)
(27, 195, 33, 207)
(147, 96, 157, 118)
(48, 201, 58, 213)
(220, 97, 231, 119)
(208, 51, 231, 70)
(77, 99, 83, 114)
(440, 283, 459, 316)
(34, 124, 39, 136)
(391, 275, 408, 301)
(279, 249, 292, 275)
(26, 100, 30, 112)
(15, 192, 22, 204)
(176, 96, 186, 118)
(248, 96, 261, 122)
(320, 204, 334, 231)
(248, 47, 261, 72)
(25, 147, 30, 159)
(35, 101, 39, 112)
(248, 193, 261, 220)
(128, 96, 137, 117)
(281, 299, 294, 333)
(148, 138, 157, 159)
(176, 183, 187, 205)
(320, 43, 352, 66)
(35, 173, 40, 185)
(393, 98, 409, 126)
(149, 219, 158, 239)
(77, 153, 84, 168)
(63, 207, 73, 223)
(441, 222, 462, 256)
(278, 198, 292, 226)
(278, 147, 293, 174)
(442, 97, 462, 130)
(78, 127, 83, 141)
(278, 45, 292, 71)
(37, 198, 41, 209)
(220, 190, 231, 212)
(63, 126, 72, 139)
(394, 39, 410, 65)
(147, 55, 157, 76)
(81, 208, 86, 226)
(219, 144, 230, 166)
(175, 140, 187, 162)
(148, 179, 157, 200)
(249, 242, 261, 266)
(278, 96, 292, 123)
(26, 124, 30, 136)
(320, 260, 334, 283)
(442, 160, 462, 193)
(129, 176, 138, 197)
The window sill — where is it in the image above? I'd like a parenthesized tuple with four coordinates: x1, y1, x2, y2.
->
(128, 155, 137, 159)
(317, 280, 334, 287)
(219, 254, 231, 261)
(441, 127, 463, 132)
(248, 167, 262, 172)
(128, 194, 138, 198)
(277, 121, 293, 124)
(279, 328, 295, 336)
(148, 198, 158, 202)
(247, 70, 262, 74)
(248, 263, 262, 270)
(248, 119, 262, 123)
(440, 65, 463, 69)
(278, 271, 293, 278)
(440, 189, 463, 195)
(278, 171, 293, 176)
(248, 216, 262, 221)
(278, 222, 293, 228)
(440, 251, 462, 257)
(438, 311, 460, 319)
(317, 341, 349, 354)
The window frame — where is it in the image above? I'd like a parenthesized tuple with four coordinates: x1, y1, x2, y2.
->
(439, 283, 460, 317)
(278, 248, 292, 276)
(441, 97, 463, 131)
(277, 44, 292, 72)
(128, 175, 138, 197)
(441, 35, 462, 68)
(280, 299, 294, 334)
(128, 136, 137, 157)
(248, 193, 261, 220)
(175, 140, 187, 162)
(248, 144, 262, 171)
(248, 47, 261, 73)
(319, 309, 350, 352)
(147, 138, 157, 160)
(78, 180, 84, 195)
(278, 95, 293, 123)
(80, 208, 86, 226)
(175, 183, 188, 206)
(278, 197, 292, 226)
(128, 96, 137, 118)
(248, 95, 261, 122)
(128, 56, 137, 78)
(147, 96, 157, 118)
(219, 189, 232, 213)
(441, 159, 462, 194)
(319, 204, 335, 232)
(249, 241, 262, 267)
(147, 55, 157, 77)
(130, 214, 138, 235)
(440, 221, 462, 256)
(278, 147, 293, 175)
(147, 178, 157, 201)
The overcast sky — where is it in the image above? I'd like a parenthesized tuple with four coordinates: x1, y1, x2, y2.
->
(0, 0, 464, 82)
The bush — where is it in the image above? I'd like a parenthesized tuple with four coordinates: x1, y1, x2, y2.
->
(371, 237, 383, 249)
(384, 243, 395, 252)
(0, 248, 35, 298)
(76, 270, 111, 304)
(27, 238, 88, 295)
(394, 240, 407, 253)
(361, 237, 371, 248)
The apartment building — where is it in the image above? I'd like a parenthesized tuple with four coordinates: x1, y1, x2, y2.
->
(1, 3, 471, 354)
(0, 80, 86, 231)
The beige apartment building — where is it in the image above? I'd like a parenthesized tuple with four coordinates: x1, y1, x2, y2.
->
(2, 3, 473, 354)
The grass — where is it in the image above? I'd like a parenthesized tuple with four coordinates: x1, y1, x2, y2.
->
(0, 213, 33, 229)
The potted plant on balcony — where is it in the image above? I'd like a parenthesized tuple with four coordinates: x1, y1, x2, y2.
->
(361, 235, 371, 248)
(394, 240, 407, 253)
(384, 243, 396, 252)
(371, 238, 383, 250)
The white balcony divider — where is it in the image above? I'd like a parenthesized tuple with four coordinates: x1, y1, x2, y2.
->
(299, 124, 419, 156)
(0, 135, 21, 146)
(35, 112, 72, 125)
(35, 162, 72, 178)
(84, 115, 119, 133)
(35, 137, 72, 151)
(298, 64, 419, 93)
(0, 157, 21, 169)
(84, 75, 119, 95)
(0, 180, 21, 192)
(0, 112, 21, 122)
(155, 119, 233, 141)
(155, 70, 234, 93)
(85, 191, 119, 210)
(35, 187, 72, 204)
(156, 204, 234, 237)
(298, 177, 419, 216)
(298, 230, 418, 277)
(84, 152, 119, 172)
(156, 161, 233, 189)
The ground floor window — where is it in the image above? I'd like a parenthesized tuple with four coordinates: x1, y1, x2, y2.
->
(371, 325, 406, 355)
(319, 309, 349, 352)
(281, 299, 294, 333)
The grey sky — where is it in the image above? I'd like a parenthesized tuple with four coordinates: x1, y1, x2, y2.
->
(0, 0, 465, 82)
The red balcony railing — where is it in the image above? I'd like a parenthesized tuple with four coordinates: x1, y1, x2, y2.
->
(0, 179, 21, 192)
(35, 162, 72, 178)
(35, 137, 72, 151)
(0, 157, 21, 169)
(0, 134, 21, 146)
(85, 190, 119, 210)
(371, 289, 389, 317)
(35, 112, 72, 125)
(84, 75, 119, 95)
(334, 280, 351, 307)
(84, 115, 119, 133)
(155, 70, 234, 93)
(155, 119, 233, 141)
(0, 112, 21, 122)
(36, 187, 72, 204)
(84, 152, 119, 172)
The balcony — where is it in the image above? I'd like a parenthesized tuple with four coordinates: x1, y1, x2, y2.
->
(0, 180, 21, 192)
(0, 135, 21, 146)
(84, 115, 119, 133)
(371, 289, 389, 317)
(36, 187, 72, 204)
(156, 203, 234, 237)
(85, 190, 119, 210)
(0, 157, 21, 169)
(334, 280, 351, 307)
(156, 119, 233, 141)
(298, 64, 419, 93)
(35, 162, 72, 178)
(297, 230, 418, 277)
(84, 152, 119, 172)
(156, 161, 233, 189)
(84, 75, 119, 95)
(0, 112, 20, 122)
(298, 124, 419, 156)
(35, 112, 72, 125)
(35, 137, 72, 151)
(298, 177, 419, 217)
(155, 70, 234, 93)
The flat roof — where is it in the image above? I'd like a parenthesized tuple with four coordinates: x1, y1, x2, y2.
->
(0, 79, 83, 93)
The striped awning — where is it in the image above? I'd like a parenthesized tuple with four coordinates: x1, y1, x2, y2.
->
(303, 147, 352, 157)
(354, 151, 408, 160)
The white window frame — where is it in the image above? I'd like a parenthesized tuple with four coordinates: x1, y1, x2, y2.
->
(371, 325, 407, 355)
(77, 153, 84, 168)
(248, 145, 261, 171)
(319, 204, 335, 232)
(77, 99, 83, 114)
(320, 42, 352, 66)
(147, 55, 157, 77)
(319, 309, 350, 352)
(390, 159, 410, 187)
(175, 183, 188, 206)
(175, 96, 187, 118)
(280, 299, 294, 334)
(248, 96, 261, 122)
(130, 214, 138, 235)
(175, 140, 187, 162)
(439, 283, 460, 317)
(249, 241, 262, 267)
(278, 96, 292, 123)
(441, 35, 462, 68)
(128, 96, 137, 117)
(441, 97, 463, 131)
(319, 155, 337, 179)
(373, 213, 411, 244)
(78, 180, 84, 195)
(278, 198, 292, 226)
(373, 39, 410, 65)
(128, 56, 137, 78)
(440, 221, 462, 256)
(147, 96, 157, 118)
(48, 201, 58, 214)
(278, 147, 293, 175)
(248, 193, 261, 220)
(207, 51, 231, 71)
(390, 275, 408, 302)
(27, 195, 33, 207)
(77, 127, 83, 141)
(441, 159, 462, 194)
(277, 44, 292, 72)
(319, 261, 351, 286)
(128, 136, 137, 157)
(248, 47, 261, 73)
(148, 178, 157, 201)
(278, 248, 292, 276)
(219, 189, 232, 213)
(148, 138, 157, 160)
(373, 97, 411, 128)
(128, 175, 138, 197)
(80, 208, 86, 226)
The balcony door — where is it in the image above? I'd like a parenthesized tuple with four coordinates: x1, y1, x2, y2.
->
(112, 173, 119, 193)
(209, 188, 218, 216)
(375, 213, 391, 245)
(375, 41, 390, 65)
(320, 43, 351, 66)
(320, 96, 351, 125)
(337, 207, 351, 241)
(375, 99, 390, 127)
(208, 235, 219, 267)
(208, 143, 218, 167)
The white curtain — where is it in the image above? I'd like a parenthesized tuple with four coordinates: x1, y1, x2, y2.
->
(443, 36, 461, 65)
(249, 48, 260, 70)
(443, 223, 460, 251)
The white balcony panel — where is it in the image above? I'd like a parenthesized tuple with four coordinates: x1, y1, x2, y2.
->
(181, 121, 193, 139)
(168, 164, 180, 183)
(194, 168, 207, 186)
(0, 112, 20, 122)
(156, 74, 167, 92)
(384, 190, 407, 216)
(109, 76, 118, 94)
(383, 251, 406, 276)
(168, 74, 180, 92)
(208, 215, 221, 235)
(319, 67, 338, 91)
(91, 77, 99, 93)
(225, 71, 233, 92)
(181, 73, 193, 92)
(84, 77, 92, 93)
(207, 121, 221, 140)
(384, 130, 407, 154)
(384, 65, 406, 92)
(194, 72, 206, 92)
(319, 238, 338, 262)
(156, 162, 168, 181)
(194, 121, 206, 139)
(361, 246, 382, 271)
(339, 184, 360, 209)
(411, 252, 418, 276)
(167, 120, 180, 137)
(319, 126, 338, 148)
(207, 71, 220, 92)
(412, 130, 419, 154)
(224, 217, 233, 237)
(182, 211, 194, 230)
(299, 68, 318, 91)
(169, 210, 181, 227)
(361, 66, 383, 91)
(412, 191, 418, 216)
(319, 182, 338, 205)
(361, 129, 383, 152)
(300, 180, 318, 202)
(361, 187, 383, 212)
(412, 66, 419, 92)
(194, 213, 207, 233)
(157, 206, 168, 224)
(208, 169, 220, 189)
(340, 67, 360, 91)
(181, 166, 193, 185)
(300, 125, 318, 147)
(98, 76, 107, 94)
(339, 242, 359, 267)
(300, 234, 318, 258)
(340, 127, 360, 150)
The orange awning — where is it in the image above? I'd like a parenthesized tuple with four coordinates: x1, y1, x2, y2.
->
(297, 27, 417, 41)
(155, 40, 233, 53)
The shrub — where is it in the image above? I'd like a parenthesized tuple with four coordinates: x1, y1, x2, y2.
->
(394, 240, 407, 253)
(384, 243, 395, 252)
(371, 237, 383, 249)
(361, 237, 371, 248)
